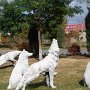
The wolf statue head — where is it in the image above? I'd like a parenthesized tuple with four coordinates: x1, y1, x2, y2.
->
(48, 39, 60, 56)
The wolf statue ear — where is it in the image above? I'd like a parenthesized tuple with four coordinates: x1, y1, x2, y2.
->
(53, 38, 57, 41)
(53, 38, 56, 41)
(23, 49, 25, 51)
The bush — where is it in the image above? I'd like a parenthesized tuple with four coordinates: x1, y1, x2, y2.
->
(68, 43, 81, 55)
(17, 42, 30, 51)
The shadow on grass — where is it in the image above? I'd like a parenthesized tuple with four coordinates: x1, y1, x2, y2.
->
(79, 79, 87, 87)
(0, 64, 13, 69)
(26, 79, 47, 89)
(79, 79, 84, 86)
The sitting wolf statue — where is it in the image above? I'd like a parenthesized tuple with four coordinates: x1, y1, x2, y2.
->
(7, 49, 33, 90)
(83, 61, 90, 87)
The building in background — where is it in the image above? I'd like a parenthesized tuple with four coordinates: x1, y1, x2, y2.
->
(64, 23, 86, 47)
(65, 23, 85, 33)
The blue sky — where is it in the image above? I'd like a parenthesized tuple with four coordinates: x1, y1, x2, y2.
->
(68, 1, 88, 24)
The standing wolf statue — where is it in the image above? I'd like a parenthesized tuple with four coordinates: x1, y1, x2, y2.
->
(15, 39, 60, 90)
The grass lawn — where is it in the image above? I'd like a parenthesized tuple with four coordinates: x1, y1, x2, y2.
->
(0, 56, 90, 90)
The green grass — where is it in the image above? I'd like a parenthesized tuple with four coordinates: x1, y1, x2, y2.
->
(0, 56, 90, 90)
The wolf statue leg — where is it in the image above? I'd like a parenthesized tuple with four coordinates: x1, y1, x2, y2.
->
(49, 68, 56, 88)
(45, 72, 50, 87)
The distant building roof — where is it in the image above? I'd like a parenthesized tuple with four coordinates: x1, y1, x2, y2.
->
(65, 23, 86, 32)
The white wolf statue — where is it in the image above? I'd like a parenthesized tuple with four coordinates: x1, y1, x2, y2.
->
(7, 49, 33, 90)
(83, 61, 90, 87)
(0, 50, 22, 66)
(48, 38, 58, 53)
(15, 39, 60, 90)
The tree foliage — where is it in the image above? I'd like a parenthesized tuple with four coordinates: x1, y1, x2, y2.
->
(0, 0, 29, 36)
(0, 0, 82, 35)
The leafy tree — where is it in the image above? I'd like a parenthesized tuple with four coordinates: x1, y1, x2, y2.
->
(0, 0, 82, 60)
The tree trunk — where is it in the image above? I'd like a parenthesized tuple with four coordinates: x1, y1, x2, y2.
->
(38, 30, 43, 60)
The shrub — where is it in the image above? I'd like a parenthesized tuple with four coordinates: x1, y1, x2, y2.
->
(68, 43, 81, 55)
(16, 42, 30, 51)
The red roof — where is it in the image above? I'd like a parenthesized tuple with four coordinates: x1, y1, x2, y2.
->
(65, 23, 85, 32)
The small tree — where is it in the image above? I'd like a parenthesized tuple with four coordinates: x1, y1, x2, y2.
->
(57, 26, 65, 48)
(57, 18, 67, 48)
